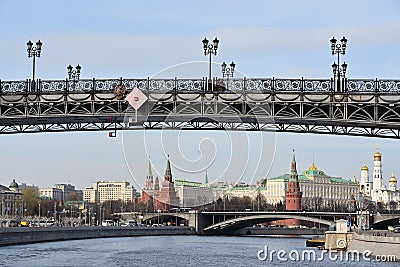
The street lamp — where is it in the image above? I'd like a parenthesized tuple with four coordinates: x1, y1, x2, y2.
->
(330, 36, 348, 92)
(26, 40, 43, 90)
(202, 37, 219, 90)
(221, 61, 235, 78)
(67, 64, 82, 81)
(221, 61, 235, 90)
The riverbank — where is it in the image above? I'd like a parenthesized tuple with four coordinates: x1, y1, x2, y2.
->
(348, 232, 400, 261)
(0, 226, 195, 246)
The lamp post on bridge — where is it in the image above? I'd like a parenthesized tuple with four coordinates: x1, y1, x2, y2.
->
(202, 37, 219, 91)
(221, 61, 235, 90)
(67, 64, 82, 92)
(67, 64, 81, 81)
(330, 36, 348, 92)
(26, 40, 43, 91)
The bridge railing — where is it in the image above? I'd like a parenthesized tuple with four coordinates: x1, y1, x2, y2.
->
(0, 78, 400, 95)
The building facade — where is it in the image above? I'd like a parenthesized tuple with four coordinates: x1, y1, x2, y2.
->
(39, 183, 83, 203)
(0, 180, 24, 217)
(39, 187, 63, 201)
(174, 178, 214, 207)
(263, 155, 359, 211)
(361, 147, 400, 206)
(84, 181, 136, 204)
(54, 184, 83, 202)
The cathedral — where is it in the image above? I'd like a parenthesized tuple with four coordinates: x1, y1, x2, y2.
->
(359, 146, 400, 207)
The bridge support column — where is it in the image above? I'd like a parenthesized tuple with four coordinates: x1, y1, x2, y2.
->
(187, 211, 208, 235)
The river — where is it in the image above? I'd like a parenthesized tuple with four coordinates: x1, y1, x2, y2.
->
(0, 235, 398, 266)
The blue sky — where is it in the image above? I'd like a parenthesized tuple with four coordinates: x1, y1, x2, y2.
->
(0, 0, 400, 189)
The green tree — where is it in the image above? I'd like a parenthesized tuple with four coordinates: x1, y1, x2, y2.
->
(22, 188, 38, 216)
(66, 192, 82, 201)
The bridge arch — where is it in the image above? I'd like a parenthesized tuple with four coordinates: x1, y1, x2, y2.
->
(203, 214, 333, 233)
(141, 213, 191, 225)
(373, 215, 400, 229)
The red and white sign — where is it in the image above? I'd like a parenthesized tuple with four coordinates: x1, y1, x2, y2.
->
(125, 87, 148, 110)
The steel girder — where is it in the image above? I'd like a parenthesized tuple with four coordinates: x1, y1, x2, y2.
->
(0, 78, 400, 138)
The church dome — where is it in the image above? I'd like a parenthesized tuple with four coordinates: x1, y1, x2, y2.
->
(389, 173, 397, 184)
(361, 164, 369, 171)
(374, 151, 381, 158)
(309, 162, 318, 170)
(9, 179, 18, 191)
(374, 146, 382, 159)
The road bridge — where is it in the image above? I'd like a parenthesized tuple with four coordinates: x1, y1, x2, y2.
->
(138, 211, 354, 234)
(372, 213, 400, 229)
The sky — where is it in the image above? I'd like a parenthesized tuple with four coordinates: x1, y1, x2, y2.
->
(0, 0, 400, 190)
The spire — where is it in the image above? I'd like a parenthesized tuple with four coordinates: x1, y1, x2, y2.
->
(292, 149, 296, 164)
(164, 155, 172, 182)
(291, 149, 297, 171)
(290, 149, 298, 181)
(204, 170, 209, 184)
(147, 157, 153, 177)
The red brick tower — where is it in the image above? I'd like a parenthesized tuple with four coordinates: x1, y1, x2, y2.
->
(285, 150, 302, 211)
(156, 155, 180, 212)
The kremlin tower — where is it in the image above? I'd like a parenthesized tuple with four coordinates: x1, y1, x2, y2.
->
(156, 155, 180, 211)
(285, 150, 302, 211)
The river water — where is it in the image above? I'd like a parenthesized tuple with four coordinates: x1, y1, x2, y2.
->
(0, 235, 398, 266)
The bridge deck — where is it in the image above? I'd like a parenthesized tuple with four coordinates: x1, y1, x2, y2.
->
(1, 78, 400, 137)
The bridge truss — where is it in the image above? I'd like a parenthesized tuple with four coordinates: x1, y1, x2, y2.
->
(1, 77, 400, 138)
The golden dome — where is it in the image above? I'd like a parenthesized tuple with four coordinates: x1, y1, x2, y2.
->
(374, 151, 381, 158)
(309, 162, 318, 170)
(389, 172, 397, 184)
(361, 164, 369, 171)
(374, 145, 382, 158)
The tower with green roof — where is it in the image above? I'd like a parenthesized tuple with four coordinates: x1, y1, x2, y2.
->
(164, 155, 172, 183)
(285, 150, 302, 211)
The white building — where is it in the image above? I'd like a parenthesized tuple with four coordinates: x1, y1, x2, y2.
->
(263, 161, 359, 210)
(225, 183, 268, 201)
(363, 147, 400, 206)
(174, 179, 214, 207)
(39, 183, 82, 202)
(84, 181, 136, 204)
(360, 163, 372, 197)
(39, 187, 63, 201)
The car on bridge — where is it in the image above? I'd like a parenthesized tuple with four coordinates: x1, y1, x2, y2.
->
(388, 225, 400, 232)
(122, 220, 137, 227)
(101, 220, 114, 226)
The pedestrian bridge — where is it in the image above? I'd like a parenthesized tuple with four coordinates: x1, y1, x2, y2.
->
(1, 77, 400, 138)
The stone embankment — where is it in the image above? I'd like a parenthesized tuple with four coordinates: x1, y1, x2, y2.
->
(0, 226, 195, 246)
(348, 232, 400, 260)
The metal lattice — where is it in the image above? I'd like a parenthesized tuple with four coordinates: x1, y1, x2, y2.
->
(1, 77, 400, 138)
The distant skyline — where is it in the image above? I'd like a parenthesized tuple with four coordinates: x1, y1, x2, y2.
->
(0, 1, 400, 189)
